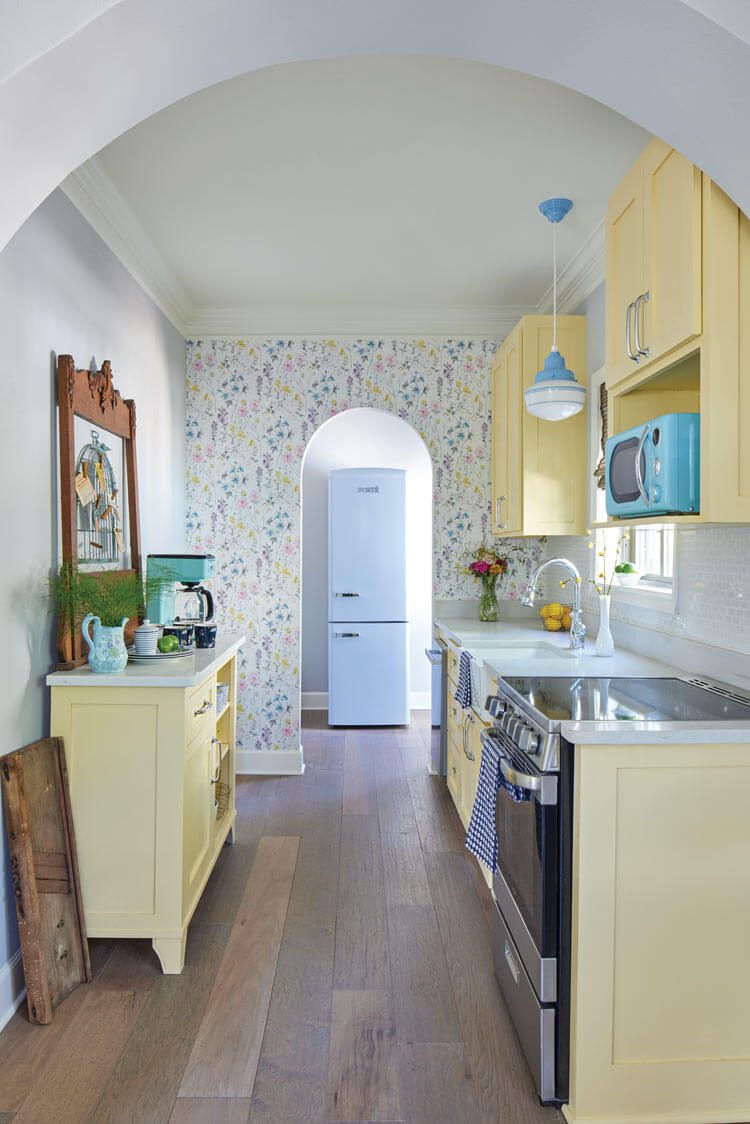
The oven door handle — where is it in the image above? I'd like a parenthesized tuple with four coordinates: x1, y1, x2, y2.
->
(498, 751, 558, 806)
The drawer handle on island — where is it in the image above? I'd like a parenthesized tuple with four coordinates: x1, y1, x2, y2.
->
(194, 699, 212, 717)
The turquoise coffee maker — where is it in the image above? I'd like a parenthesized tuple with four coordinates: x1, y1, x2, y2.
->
(146, 554, 215, 625)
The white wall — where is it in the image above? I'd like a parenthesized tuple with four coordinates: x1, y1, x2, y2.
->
(301, 408, 432, 709)
(0, 188, 186, 1021)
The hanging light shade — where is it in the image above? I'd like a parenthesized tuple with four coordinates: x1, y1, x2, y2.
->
(524, 197, 586, 421)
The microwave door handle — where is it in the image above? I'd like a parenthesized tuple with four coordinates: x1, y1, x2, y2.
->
(635, 424, 651, 506)
(625, 301, 638, 362)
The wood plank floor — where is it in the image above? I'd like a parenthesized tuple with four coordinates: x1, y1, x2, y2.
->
(0, 711, 562, 1123)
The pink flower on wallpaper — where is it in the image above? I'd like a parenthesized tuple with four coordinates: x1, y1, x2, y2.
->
(193, 451, 203, 463)
(251, 400, 260, 412)
(238, 588, 248, 600)
(419, 405, 429, 418)
(374, 360, 384, 373)
(249, 673, 260, 686)
(250, 490, 260, 502)
(238, 404, 248, 417)
(284, 360, 293, 373)
(283, 725, 294, 737)
(205, 446, 215, 458)
(238, 496, 249, 509)
(283, 451, 293, 464)
(282, 633, 295, 646)
(282, 543, 294, 555)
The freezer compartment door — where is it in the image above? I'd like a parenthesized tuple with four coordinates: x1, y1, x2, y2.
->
(328, 622, 409, 726)
(329, 468, 407, 621)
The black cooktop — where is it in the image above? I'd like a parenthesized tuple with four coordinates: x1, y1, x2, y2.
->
(502, 677, 750, 725)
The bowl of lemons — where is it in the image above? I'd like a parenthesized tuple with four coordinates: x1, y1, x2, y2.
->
(539, 602, 572, 632)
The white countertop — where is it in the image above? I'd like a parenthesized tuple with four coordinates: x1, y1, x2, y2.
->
(47, 633, 245, 688)
(434, 615, 750, 744)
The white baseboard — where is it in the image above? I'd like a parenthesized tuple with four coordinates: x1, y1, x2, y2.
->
(301, 692, 327, 710)
(409, 691, 431, 710)
(0, 949, 26, 1030)
(301, 691, 431, 710)
(236, 748, 305, 775)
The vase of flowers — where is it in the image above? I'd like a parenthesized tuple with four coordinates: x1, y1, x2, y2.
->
(465, 546, 508, 622)
(584, 531, 630, 658)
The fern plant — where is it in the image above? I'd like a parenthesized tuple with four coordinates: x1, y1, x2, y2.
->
(50, 564, 151, 630)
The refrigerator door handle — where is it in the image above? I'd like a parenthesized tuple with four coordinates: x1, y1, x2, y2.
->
(333, 631, 360, 638)
(333, 592, 360, 597)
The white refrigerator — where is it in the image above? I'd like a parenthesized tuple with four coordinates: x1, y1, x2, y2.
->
(328, 468, 409, 726)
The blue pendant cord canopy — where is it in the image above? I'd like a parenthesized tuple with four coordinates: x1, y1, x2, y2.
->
(524, 197, 586, 421)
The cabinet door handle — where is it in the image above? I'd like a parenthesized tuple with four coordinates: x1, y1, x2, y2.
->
(495, 495, 506, 529)
(634, 291, 650, 358)
(211, 737, 222, 783)
(463, 715, 475, 762)
(194, 699, 212, 716)
(625, 301, 638, 361)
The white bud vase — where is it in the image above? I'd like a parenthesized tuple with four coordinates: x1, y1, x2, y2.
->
(595, 594, 615, 658)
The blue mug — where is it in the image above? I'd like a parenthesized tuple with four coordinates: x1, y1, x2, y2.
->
(195, 623, 217, 649)
(163, 624, 194, 649)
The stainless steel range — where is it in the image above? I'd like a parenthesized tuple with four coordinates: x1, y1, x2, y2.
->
(482, 674, 750, 1107)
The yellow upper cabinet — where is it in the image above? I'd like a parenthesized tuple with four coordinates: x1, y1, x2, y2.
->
(606, 139, 702, 389)
(492, 314, 587, 538)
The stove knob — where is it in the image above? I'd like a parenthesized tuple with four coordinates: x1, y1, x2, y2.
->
(486, 696, 506, 718)
(519, 727, 540, 754)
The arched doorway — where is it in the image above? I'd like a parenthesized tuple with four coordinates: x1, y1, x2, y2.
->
(300, 408, 433, 723)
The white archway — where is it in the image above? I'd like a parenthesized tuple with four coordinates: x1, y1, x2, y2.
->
(300, 407, 433, 718)
(4, 2, 750, 254)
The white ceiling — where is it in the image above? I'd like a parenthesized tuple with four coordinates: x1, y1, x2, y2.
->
(67, 55, 649, 335)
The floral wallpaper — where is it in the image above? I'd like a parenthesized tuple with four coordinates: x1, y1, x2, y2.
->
(185, 338, 544, 753)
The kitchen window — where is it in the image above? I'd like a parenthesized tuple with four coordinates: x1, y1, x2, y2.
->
(628, 524, 674, 586)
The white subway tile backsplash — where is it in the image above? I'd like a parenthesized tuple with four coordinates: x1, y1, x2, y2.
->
(544, 526, 750, 659)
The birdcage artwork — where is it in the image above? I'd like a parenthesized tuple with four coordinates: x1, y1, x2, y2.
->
(74, 430, 123, 564)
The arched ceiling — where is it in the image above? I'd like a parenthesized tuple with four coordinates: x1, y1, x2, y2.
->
(70, 56, 647, 333)
(2, 0, 750, 261)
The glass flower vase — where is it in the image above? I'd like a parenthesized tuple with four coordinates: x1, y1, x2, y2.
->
(478, 574, 500, 622)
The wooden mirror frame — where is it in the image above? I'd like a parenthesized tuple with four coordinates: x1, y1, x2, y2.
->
(56, 354, 142, 668)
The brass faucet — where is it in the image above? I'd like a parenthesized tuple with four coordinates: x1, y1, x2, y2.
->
(522, 557, 586, 651)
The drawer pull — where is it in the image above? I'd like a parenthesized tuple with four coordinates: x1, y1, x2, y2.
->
(194, 699, 212, 716)
(504, 940, 520, 985)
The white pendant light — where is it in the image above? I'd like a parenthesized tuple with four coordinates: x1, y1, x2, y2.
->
(524, 197, 586, 421)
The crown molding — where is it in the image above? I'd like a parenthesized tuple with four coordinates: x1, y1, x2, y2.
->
(536, 218, 605, 314)
(61, 160, 192, 336)
(184, 304, 532, 339)
(63, 156, 604, 340)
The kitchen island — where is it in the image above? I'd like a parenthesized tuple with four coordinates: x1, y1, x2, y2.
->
(436, 614, 750, 1124)
(46, 634, 244, 973)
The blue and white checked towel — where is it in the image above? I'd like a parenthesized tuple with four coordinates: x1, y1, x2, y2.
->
(454, 650, 473, 710)
(466, 732, 531, 873)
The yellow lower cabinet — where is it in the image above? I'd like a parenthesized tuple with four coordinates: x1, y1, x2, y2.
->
(446, 732, 461, 812)
(49, 653, 238, 974)
(565, 739, 750, 1124)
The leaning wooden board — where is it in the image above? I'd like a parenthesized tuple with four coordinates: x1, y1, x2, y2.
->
(1, 737, 91, 1023)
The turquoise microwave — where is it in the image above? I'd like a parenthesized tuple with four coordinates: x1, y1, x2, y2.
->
(605, 413, 700, 517)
